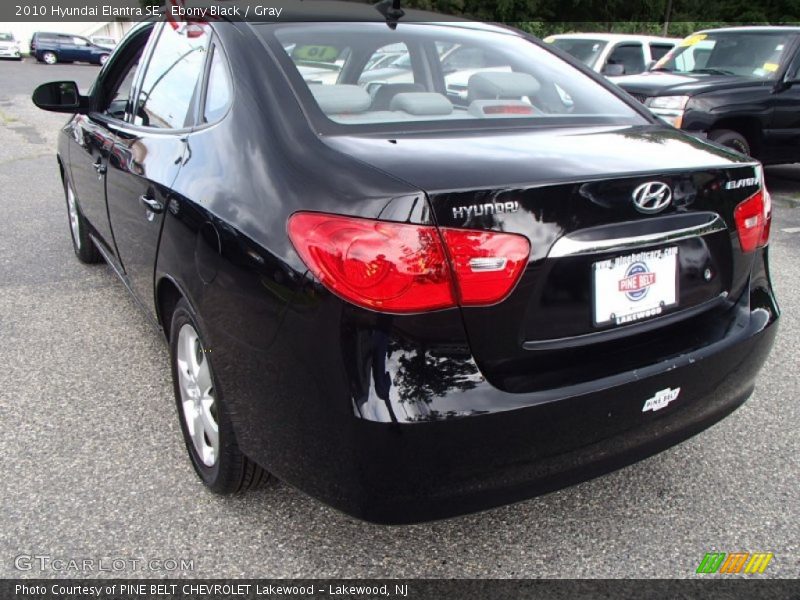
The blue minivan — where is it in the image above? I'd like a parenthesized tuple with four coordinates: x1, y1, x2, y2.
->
(30, 32, 111, 65)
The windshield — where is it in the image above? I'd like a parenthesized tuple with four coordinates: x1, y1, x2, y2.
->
(654, 31, 793, 78)
(548, 38, 607, 68)
(262, 23, 645, 131)
(0, 33, 14, 42)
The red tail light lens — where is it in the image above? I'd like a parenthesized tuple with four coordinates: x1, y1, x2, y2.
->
(440, 228, 531, 306)
(287, 212, 531, 313)
(734, 187, 771, 253)
(287, 212, 453, 313)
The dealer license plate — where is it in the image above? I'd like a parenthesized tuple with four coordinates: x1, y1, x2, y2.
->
(593, 247, 678, 326)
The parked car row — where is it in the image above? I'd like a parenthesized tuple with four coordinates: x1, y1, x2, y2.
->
(28, 31, 115, 65)
(615, 26, 800, 164)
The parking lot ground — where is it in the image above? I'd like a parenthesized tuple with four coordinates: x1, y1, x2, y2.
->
(0, 60, 798, 579)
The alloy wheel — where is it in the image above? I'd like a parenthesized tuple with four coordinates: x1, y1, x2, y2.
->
(176, 323, 219, 467)
(66, 184, 81, 250)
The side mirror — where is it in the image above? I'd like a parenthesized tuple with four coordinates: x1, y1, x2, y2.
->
(602, 63, 625, 77)
(32, 81, 89, 113)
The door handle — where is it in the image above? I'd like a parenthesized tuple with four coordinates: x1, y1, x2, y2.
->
(139, 195, 164, 214)
(93, 160, 106, 175)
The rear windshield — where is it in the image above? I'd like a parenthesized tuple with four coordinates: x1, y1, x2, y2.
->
(259, 23, 647, 131)
(0, 33, 13, 42)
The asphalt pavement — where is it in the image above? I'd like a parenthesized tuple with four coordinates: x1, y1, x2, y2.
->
(0, 58, 798, 579)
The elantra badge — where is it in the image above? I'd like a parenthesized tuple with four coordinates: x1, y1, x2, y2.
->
(642, 387, 681, 412)
(632, 181, 672, 214)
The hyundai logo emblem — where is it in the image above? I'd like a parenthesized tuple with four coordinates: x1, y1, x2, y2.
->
(631, 181, 672, 214)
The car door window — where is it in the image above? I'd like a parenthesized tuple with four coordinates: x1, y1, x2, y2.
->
(606, 43, 646, 75)
(649, 43, 673, 62)
(134, 24, 210, 129)
(203, 44, 232, 123)
(104, 59, 142, 121)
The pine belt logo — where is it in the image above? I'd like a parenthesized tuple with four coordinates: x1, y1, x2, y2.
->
(618, 261, 655, 301)
(642, 387, 680, 412)
(696, 552, 774, 574)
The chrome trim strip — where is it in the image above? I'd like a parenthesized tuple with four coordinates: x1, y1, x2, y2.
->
(547, 215, 727, 259)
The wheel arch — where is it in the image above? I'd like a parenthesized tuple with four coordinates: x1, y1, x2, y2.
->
(156, 276, 187, 342)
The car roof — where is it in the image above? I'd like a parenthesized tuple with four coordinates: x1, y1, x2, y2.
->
(186, 0, 518, 36)
(696, 26, 800, 34)
(548, 33, 680, 43)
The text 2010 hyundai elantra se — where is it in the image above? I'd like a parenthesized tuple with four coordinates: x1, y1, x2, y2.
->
(33, 5, 778, 523)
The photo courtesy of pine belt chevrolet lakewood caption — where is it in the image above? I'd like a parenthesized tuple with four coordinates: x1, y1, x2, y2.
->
(31, 1, 779, 524)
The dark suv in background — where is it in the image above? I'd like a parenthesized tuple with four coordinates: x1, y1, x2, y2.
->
(30, 31, 111, 66)
(616, 27, 800, 164)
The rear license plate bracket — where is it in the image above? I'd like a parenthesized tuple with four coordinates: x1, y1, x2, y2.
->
(593, 247, 679, 327)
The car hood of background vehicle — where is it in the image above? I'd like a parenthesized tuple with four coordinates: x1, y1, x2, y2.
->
(615, 72, 761, 96)
(323, 124, 749, 192)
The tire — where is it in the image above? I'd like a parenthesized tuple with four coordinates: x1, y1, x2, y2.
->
(169, 298, 269, 494)
(99, 54, 109, 66)
(42, 51, 57, 65)
(709, 129, 751, 156)
(64, 177, 102, 264)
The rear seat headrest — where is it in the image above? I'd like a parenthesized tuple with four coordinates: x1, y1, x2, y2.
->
(389, 92, 453, 116)
(467, 72, 541, 101)
(310, 84, 371, 115)
(370, 83, 425, 110)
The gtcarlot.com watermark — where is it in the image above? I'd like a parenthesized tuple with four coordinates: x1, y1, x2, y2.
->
(14, 554, 194, 573)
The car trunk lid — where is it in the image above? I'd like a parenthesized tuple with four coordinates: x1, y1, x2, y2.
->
(323, 124, 763, 392)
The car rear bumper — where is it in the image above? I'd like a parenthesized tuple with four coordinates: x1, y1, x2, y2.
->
(316, 284, 777, 524)
(219, 240, 777, 524)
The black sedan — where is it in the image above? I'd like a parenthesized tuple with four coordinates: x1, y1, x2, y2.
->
(33, 7, 779, 524)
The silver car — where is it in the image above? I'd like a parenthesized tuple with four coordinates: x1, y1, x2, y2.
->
(0, 32, 22, 60)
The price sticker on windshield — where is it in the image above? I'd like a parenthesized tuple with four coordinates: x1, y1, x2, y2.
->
(292, 45, 340, 62)
(680, 34, 707, 47)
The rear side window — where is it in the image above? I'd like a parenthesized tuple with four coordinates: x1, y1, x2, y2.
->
(606, 43, 645, 75)
(649, 43, 674, 62)
(263, 23, 646, 131)
(203, 45, 232, 123)
(135, 24, 210, 129)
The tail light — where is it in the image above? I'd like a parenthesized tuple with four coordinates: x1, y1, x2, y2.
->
(287, 212, 530, 313)
(439, 228, 530, 305)
(734, 186, 771, 253)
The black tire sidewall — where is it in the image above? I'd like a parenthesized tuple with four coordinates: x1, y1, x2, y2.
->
(710, 130, 750, 156)
(63, 177, 100, 263)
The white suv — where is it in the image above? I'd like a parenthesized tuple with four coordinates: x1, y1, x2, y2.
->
(545, 33, 680, 78)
